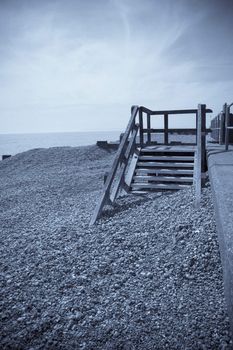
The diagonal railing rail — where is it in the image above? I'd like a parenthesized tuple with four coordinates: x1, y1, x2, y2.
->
(90, 105, 139, 225)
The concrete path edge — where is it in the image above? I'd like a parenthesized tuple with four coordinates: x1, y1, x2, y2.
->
(208, 149, 233, 338)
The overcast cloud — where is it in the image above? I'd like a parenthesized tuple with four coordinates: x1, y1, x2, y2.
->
(1, 0, 233, 133)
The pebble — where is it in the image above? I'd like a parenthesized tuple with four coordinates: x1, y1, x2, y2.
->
(0, 145, 231, 349)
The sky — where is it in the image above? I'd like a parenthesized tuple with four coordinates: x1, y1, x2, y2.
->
(1, 0, 233, 133)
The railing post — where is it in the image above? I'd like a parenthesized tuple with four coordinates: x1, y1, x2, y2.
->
(210, 118, 214, 140)
(216, 116, 218, 141)
(139, 108, 143, 146)
(225, 103, 230, 151)
(195, 104, 206, 207)
(195, 107, 201, 207)
(214, 117, 217, 141)
(164, 113, 168, 145)
(220, 112, 225, 145)
(201, 105, 206, 177)
(147, 113, 151, 144)
(195, 112, 198, 144)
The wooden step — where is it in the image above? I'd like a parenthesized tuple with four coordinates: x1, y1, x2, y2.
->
(129, 147, 195, 194)
(141, 148, 195, 154)
(139, 155, 194, 162)
(131, 183, 190, 190)
(137, 162, 194, 168)
(135, 169, 193, 175)
(133, 175, 193, 183)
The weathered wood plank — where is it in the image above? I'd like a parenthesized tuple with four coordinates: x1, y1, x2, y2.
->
(125, 150, 140, 188)
(110, 126, 139, 202)
(147, 113, 151, 144)
(139, 108, 143, 145)
(225, 103, 230, 151)
(201, 105, 206, 175)
(137, 162, 194, 168)
(135, 168, 193, 175)
(141, 128, 211, 134)
(138, 156, 194, 161)
(131, 183, 189, 190)
(141, 147, 195, 153)
(164, 113, 168, 144)
(194, 104, 204, 207)
(219, 111, 225, 145)
(133, 176, 193, 183)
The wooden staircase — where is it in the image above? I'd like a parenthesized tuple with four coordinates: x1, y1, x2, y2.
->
(90, 104, 212, 224)
(131, 147, 195, 193)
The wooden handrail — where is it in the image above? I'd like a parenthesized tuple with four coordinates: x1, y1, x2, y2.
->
(90, 105, 139, 225)
(139, 105, 212, 145)
(141, 128, 211, 134)
(140, 106, 212, 115)
(110, 124, 139, 202)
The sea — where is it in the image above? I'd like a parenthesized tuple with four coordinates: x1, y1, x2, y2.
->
(0, 131, 121, 157)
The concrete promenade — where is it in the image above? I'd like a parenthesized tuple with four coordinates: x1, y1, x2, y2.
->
(207, 144, 233, 336)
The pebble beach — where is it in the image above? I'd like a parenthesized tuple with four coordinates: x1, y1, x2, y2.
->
(0, 145, 231, 349)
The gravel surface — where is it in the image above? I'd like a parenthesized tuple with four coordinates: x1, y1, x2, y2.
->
(0, 145, 231, 349)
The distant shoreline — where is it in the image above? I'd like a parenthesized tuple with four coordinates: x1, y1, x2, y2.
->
(0, 132, 199, 157)
(0, 130, 121, 156)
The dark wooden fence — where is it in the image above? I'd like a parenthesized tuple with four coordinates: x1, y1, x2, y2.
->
(210, 102, 233, 150)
